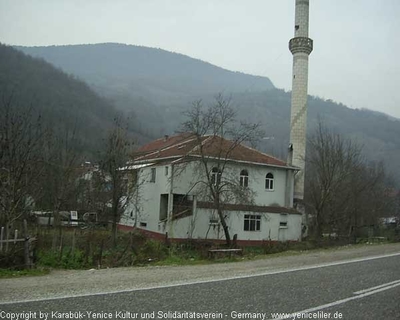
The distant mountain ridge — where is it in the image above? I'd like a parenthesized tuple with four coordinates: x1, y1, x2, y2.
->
(14, 43, 400, 185)
(16, 43, 274, 103)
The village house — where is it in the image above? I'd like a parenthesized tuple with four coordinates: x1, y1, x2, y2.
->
(119, 133, 302, 245)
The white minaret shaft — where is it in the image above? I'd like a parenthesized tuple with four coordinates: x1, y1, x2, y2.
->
(289, 0, 313, 201)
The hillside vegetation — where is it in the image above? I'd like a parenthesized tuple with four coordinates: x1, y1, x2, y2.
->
(0, 44, 151, 156)
(15, 43, 400, 184)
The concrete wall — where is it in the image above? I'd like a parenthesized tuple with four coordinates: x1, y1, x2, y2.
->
(121, 164, 171, 231)
(172, 161, 291, 207)
(120, 160, 300, 242)
(169, 208, 302, 242)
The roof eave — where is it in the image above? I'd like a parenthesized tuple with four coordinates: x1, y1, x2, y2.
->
(131, 154, 299, 170)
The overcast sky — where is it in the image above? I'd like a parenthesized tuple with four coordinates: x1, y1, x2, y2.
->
(1, 0, 399, 118)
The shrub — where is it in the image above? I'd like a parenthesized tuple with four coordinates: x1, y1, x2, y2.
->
(37, 248, 89, 269)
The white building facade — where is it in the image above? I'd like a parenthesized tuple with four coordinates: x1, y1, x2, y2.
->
(119, 134, 302, 245)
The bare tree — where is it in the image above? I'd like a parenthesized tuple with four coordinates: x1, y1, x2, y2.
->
(305, 122, 393, 240)
(100, 116, 134, 247)
(38, 124, 82, 247)
(305, 122, 363, 238)
(0, 94, 46, 234)
(180, 94, 263, 246)
(75, 163, 109, 215)
(342, 162, 395, 241)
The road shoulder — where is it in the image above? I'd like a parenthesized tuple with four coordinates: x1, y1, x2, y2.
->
(1, 243, 399, 304)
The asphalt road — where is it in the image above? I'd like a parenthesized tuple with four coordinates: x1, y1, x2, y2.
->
(1, 250, 400, 320)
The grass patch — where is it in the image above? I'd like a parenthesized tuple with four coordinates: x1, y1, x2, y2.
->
(153, 255, 209, 266)
(0, 268, 50, 279)
(37, 249, 90, 269)
(24, 227, 400, 270)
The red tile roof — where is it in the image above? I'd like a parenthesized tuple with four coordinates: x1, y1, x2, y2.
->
(136, 133, 194, 153)
(133, 133, 290, 168)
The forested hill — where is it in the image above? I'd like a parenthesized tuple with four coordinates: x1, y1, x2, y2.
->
(230, 91, 400, 182)
(0, 44, 151, 156)
(13, 43, 400, 184)
(16, 43, 274, 103)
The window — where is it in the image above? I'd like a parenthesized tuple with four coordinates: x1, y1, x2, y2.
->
(209, 218, 219, 225)
(211, 167, 221, 186)
(140, 221, 147, 227)
(239, 169, 249, 187)
(159, 194, 168, 221)
(280, 213, 288, 228)
(265, 173, 274, 190)
(172, 194, 193, 219)
(121, 176, 129, 194)
(150, 168, 156, 182)
(244, 214, 261, 231)
(165, 166, 169, 176)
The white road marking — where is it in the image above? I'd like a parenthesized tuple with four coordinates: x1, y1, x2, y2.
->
(1, 251, 400, 305)
(275, 281, 400, 320)
(353, 279, 400, 295)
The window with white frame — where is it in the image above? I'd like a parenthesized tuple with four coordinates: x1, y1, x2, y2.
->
(211, 167, 221, 186)
(165, 166, 169, 176)
(150, 168, 156, 182)
(244, 214, 261, 231)
(265, 172, 274, 190)
(239, 169, 249, 187)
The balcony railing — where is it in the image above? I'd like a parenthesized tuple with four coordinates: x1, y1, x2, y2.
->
(289, 37, 313, 55)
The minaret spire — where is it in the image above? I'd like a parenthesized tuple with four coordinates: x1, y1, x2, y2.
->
(289, 0, 313, 206)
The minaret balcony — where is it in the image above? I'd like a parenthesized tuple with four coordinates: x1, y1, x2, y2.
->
(289, 37, 313, 55)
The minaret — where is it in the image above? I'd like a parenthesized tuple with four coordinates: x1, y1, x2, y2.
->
(289, 0, 313, 207)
